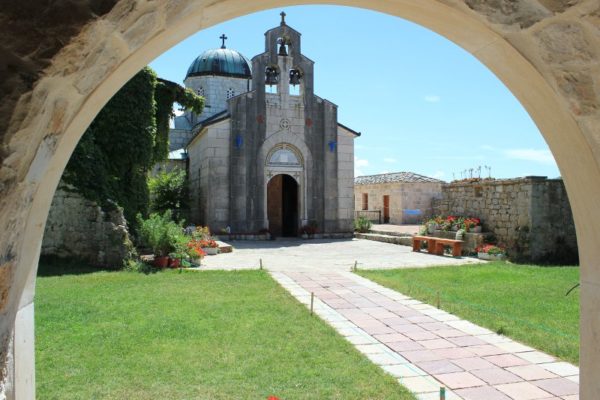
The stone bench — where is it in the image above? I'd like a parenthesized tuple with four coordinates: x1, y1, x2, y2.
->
(412, 235, 463, 257)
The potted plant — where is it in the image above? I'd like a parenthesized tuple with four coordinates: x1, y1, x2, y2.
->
(476, 244, 506, 260)
(186, 239, 206, 267)
(200, 239, 219, 255)
(136, 210, 184, 268)
(464, 217, 482, 233)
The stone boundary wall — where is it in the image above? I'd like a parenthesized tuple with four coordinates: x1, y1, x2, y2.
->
(433, 177, 577, 263)
(41, 183, 134, 267)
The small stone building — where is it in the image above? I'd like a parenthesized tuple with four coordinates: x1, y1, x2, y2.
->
(170, 15, 358, 236)
(434, 176, 578, 263)
(354, 172, 444, 224)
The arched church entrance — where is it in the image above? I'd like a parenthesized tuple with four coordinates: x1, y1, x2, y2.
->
(267, 174, 299, 237)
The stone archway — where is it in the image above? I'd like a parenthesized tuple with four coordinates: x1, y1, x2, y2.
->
(1, 1, 600, 398)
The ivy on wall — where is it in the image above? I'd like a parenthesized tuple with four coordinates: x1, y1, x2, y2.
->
(63, 67, 204, 229)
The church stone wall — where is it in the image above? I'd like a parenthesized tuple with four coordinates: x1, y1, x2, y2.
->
(187, 119, 230, 229)
(337, 129, 355, 231)
(433, 177, 577, 263)
(354, 182, 442, 224)
(41, 183, 133, 267)
(184, 75, 250, 121)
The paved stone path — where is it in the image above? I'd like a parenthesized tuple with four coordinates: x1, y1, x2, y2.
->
(270, 270, 580, 400)
(200, 239, 579, 399)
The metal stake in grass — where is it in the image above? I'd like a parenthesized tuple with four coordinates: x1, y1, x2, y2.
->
(259, 258, 263, 270)
(310, 292, 314, 315)
(440, 386, 446, 400)
(352, 260, 358, 272)
(436, 291, 441, 309)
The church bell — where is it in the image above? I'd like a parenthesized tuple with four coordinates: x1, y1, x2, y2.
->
(265, 66, 279, 86)
(289, 69, 301, 86)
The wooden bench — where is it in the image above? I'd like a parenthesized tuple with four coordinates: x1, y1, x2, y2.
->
(412, 236, 463, 257)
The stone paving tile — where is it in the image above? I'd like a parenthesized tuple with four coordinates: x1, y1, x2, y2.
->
(393, 324, 429, 334)
(398, 376, 441, 394)
(531, 378, 579, 397)
(538, 362, 579, 377)
(379, 316, 412, 326)
(435, 328, 467, 338)
(373, 333, 410, 343)
(387, 340, 425, 352)
(404, 330, 439, 341)
(366, 351, 409, 366)
(419, 322, 452, 331)
(561, 395, 578, 400)
(406, 315, 437, 324)
(516, 351, 556, 364)
(448, 335, 489, 347)
(485, 354, 531, 368)
(416, 359, 464, 375)
(477, 333, 513, 344)
(495, 381, 553, 399)
(467, 344, 508, 356)
(451, 357, 497, 371)
(401, 349, 445, 363)
(419, 338, 457, 350)
(383, 363, 428, 378)
(432, 347, 477, 360)
(507, 365, 558, 380)
(355, 343, 389, 354)
(470, 367, 523, 385)
(496, 340, 536, 353)
(455, 385, 513, 400)
(434, 371, 486, 389)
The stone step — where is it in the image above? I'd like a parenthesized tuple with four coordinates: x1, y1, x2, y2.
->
(368, 229, 414, 238)
(354, 232, 413, 247)
(216, 240, 233, 253)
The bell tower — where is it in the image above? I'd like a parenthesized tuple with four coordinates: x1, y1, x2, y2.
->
(253, 11, 314, 100)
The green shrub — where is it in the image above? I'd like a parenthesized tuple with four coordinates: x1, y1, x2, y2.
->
(354, 216, 372, 233)
(136, 210, 185, 256)
(149, 167, 189, 221)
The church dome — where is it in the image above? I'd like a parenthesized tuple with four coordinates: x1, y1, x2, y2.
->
(186, 48, 252, 79)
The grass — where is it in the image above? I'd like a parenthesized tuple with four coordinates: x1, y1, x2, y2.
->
(357, 262, 579, 364)
(36, 268, 414, 399)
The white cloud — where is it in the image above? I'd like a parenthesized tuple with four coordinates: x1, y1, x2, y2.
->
(383, 157, 397, 163)
(424, 95, 441, 103)
(354, 156, 369, 177)
(504, 148, 555, 165)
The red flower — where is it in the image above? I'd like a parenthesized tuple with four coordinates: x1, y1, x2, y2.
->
(267, 396, 280, 400)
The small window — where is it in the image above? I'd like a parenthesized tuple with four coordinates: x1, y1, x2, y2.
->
(197, 87, 204, 96)
(362, 193, 368, 211)
(226, 88, 235, 99)
(266, 85, 278, 94)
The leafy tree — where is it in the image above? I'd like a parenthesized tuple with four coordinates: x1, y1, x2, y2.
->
(63, 67, 203, 229)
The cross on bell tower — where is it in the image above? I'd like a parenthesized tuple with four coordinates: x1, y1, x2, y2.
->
(280, 11, 286, 26)
(220, 34, 228, 49)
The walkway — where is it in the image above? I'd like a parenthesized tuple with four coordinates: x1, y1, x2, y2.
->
(202, 239, 580, 399)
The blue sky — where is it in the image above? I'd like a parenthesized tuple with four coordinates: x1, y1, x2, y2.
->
(150, 5, 560, 181)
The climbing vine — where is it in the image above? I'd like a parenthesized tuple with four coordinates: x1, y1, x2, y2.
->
(63, 67, 204, 230)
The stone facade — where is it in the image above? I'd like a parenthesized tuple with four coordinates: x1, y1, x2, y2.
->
(182, 20, 358, 235)
(354, 173, 443, 224)
(433, 177, 577, 263)
(41, 184, 133, 268)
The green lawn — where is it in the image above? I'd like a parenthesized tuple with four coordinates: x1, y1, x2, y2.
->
(357, 262, 579, 364)
(36, 268, 414, 399)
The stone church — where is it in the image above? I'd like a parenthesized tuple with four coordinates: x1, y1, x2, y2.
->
(169, 14, 359, 236)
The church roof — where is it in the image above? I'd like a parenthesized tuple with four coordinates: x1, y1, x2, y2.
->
(186, 48, 252, 79)
(355, 172, 444, 185)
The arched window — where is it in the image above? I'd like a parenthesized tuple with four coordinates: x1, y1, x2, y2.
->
(267, 145, 303, 167)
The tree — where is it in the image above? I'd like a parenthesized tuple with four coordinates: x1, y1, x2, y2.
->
(63, 67, 203, 229)
(148, 167, 189, 221)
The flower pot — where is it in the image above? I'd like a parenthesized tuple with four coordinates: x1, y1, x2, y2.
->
(471, 226, 482, 233)
(202, 247, 218, 255)
(478, 252, 505, 261)
(301, 233, 308, 239)
(168, 258, 181, 268)
(427, 223, 435, 234)
(190, 258, 201, 268)
(153, 255, 169, 268)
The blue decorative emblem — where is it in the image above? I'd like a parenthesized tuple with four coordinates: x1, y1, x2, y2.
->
(328, 140, 337, 152)
(235, 134, 243, 149)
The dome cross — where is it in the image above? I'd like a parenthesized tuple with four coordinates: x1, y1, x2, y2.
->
(280, 11, 286, 25)
(220, 34, 228, 49)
